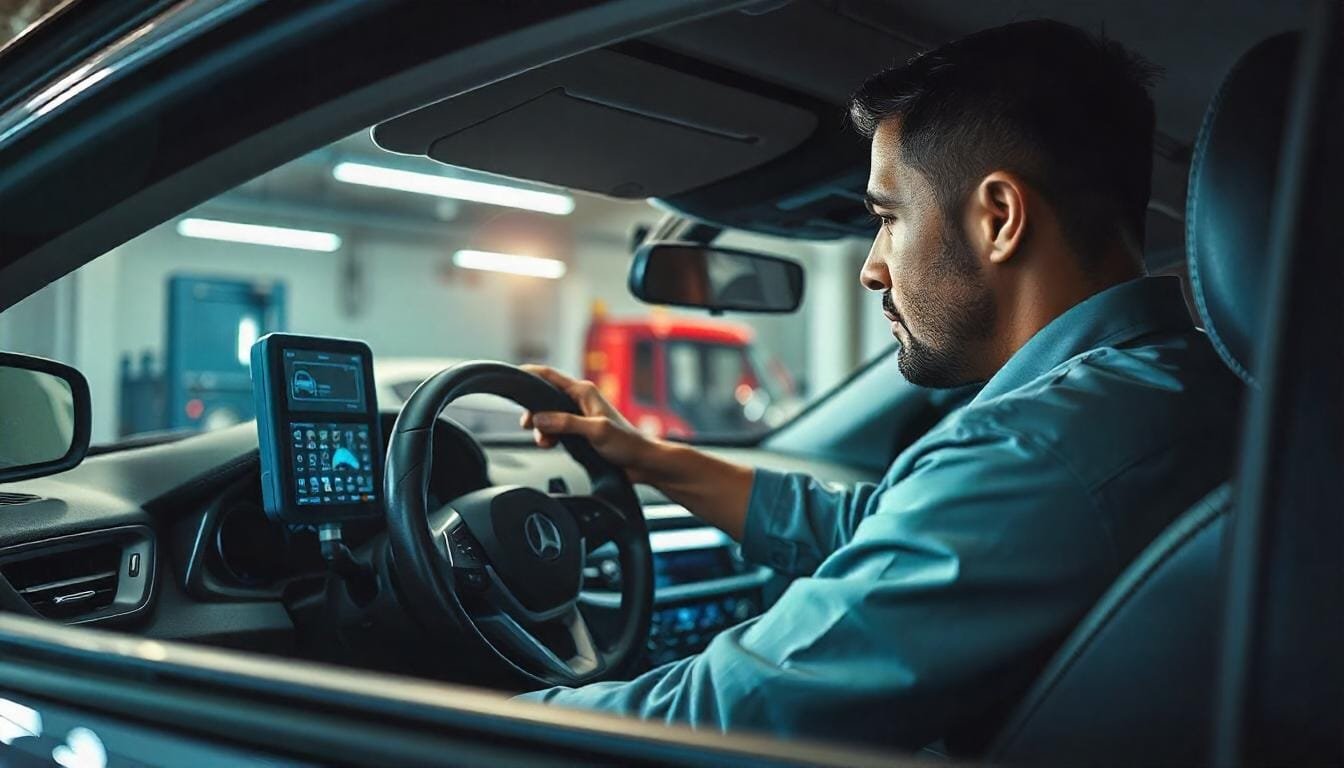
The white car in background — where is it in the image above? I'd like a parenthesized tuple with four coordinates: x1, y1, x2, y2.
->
(373, 357, 525, 437)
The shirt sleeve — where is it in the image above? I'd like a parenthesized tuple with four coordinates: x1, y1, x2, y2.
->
(518, 427, 1120, 751)
(738, 468, 881, 577)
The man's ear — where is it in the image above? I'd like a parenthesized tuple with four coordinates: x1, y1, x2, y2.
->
(968, 171, 1027, 265)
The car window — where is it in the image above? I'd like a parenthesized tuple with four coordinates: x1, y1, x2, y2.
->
(667, 343, 701, 407)
(0, 130, 889, 446)
(632, 340, 656, 405)
(665, 341, 783, 438)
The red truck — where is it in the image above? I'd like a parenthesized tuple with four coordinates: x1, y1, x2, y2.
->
(583, 306, 800, 440)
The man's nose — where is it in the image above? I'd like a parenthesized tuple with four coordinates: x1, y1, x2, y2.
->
(859, 242, 890, 292)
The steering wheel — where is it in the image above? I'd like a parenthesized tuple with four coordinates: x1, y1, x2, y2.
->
(383, 362, 653, 688)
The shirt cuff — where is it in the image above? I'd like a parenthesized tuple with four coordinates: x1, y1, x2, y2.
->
(739, 468, 795, 571)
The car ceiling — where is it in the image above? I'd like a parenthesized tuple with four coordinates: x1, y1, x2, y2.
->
(375, 0, 1304, 267)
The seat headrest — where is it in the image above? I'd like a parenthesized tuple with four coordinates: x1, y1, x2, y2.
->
(1186, 33, 1299, 387)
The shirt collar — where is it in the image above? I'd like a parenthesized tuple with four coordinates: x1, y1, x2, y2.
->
(971, 276, 1194, 404)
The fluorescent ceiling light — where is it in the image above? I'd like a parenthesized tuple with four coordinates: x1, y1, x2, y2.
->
(333, 162, 575, 216)
(453, 250, 567, 279)
(177, 218, 342, 252)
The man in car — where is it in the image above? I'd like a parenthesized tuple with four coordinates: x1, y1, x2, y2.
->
(517, 20, 1241, 751)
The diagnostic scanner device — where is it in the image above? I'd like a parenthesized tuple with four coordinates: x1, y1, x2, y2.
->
(251, 333, 383, 523)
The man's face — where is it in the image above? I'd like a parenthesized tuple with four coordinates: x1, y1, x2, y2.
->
(860, 120, 996, 388)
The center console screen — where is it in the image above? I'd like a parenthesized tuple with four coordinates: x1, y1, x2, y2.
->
(251, 334, 383, 523)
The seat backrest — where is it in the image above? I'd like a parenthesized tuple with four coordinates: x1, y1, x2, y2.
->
(988, 33, 1301, 765)
(990, 486, 1229, 764)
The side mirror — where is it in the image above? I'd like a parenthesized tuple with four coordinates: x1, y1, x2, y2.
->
(628, 242, 805, 314)
(0, 352, 91, 483)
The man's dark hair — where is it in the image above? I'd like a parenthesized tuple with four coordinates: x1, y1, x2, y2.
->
(850, 20, 1160, 262)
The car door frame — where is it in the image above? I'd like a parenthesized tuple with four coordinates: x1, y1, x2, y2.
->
(0, 613, 903, 767)
(1210, 0, 1344, 763)
(0, 0, 753, 311)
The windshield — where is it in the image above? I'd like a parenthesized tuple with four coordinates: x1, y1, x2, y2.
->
(0, 130, 888, 447)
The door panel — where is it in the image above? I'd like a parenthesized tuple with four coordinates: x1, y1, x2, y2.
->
(0, 615, 904, 767)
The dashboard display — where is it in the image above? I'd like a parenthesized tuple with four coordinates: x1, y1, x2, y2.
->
(654, 547, 736, 589)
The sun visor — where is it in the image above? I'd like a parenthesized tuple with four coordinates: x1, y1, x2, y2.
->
(373, 50, 818, 199)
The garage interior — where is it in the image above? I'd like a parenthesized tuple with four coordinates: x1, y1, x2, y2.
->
(0, 0, 1297, 445)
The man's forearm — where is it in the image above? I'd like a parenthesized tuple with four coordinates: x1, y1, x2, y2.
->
(632, 441, 754, 541)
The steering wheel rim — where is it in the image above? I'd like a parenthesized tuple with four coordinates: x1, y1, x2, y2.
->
(383, 361, 652, 688)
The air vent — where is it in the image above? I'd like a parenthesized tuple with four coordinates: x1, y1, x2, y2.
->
(0, 492, 40, 506)
(1, 542, 120, 620)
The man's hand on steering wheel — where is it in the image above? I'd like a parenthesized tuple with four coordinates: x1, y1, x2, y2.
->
(520, 365, 757, 542)
(519, 365, 662, 485)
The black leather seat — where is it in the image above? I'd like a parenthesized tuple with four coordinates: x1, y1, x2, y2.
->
(987, 33, 1298, 766)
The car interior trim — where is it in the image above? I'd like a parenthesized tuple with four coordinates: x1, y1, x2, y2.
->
(582, 569, 774, 610)
(0, 0, 262, 147)
(0, 613, 902, 767)
(0, 525, 156, 626)
(1211, 2, 1344, 761)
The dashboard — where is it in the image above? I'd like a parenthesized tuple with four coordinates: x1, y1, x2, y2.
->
(0, 412, 877, 677)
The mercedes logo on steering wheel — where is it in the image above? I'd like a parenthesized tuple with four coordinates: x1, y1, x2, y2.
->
(524, 512, 563, 561)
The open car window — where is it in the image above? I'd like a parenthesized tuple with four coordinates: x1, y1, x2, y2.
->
(0, 130, 889, 447)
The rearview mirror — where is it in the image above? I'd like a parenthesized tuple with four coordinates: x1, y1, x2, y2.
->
(628, 242, 804, 314)
(0, 353, 91, 483)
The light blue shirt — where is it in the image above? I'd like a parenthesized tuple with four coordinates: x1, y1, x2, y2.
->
(523, 277, 1242, 752)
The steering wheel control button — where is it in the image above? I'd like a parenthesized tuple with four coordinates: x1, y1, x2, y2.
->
(598, 558, 622, 587)
(574, 497, 625, 541)
(449, 528, 484, 565)
(458, 568, 488, 591)
(452, 486, 583, 613)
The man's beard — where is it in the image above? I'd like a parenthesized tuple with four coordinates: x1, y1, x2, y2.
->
(890, 226, 996, 389)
